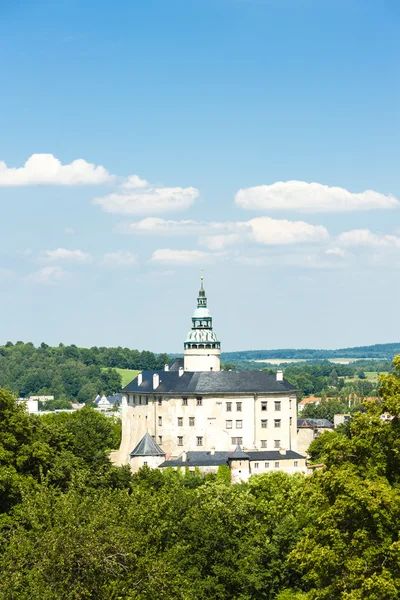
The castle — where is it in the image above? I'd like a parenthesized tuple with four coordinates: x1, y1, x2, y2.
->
(115, 276, 306, 481)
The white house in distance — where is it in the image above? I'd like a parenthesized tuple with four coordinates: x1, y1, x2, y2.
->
(115, 276, 306, 481)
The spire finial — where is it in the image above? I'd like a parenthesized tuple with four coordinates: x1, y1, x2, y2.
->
(200, 268, 204, 289)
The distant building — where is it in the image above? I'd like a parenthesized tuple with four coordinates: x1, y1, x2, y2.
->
(17, 398, 39, 414)
(298, 396, 322, 412)
(297, 418, 334, 455)
(94, 393, 122, 411)
(115, 275, 306, 476)
(29, 395, 54, 402)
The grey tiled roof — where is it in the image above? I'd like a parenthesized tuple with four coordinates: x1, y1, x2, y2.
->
(130, 433, 165, 457)
(228, 445, 250, 460)
(123, 370, 297, 395)
(158, 449, 305, 468)
(297, 418, 334, 428)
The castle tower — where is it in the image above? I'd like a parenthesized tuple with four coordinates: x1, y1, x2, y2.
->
(183, 273, 221, 372)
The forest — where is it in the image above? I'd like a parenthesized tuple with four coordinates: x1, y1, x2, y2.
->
(1, 359, 400, 599)
(0, 342, 169, 402)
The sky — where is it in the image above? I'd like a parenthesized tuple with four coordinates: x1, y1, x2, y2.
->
(0, 0, 399, 353)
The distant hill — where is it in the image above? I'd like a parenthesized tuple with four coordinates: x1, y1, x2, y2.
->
(221, 343, 400, 361)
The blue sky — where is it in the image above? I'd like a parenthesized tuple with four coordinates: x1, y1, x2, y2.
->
(0, 0, 399, 352)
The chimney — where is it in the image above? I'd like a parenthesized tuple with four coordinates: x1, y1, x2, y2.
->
(137, 372, 142, 386)
(181, 451, 187, 462)
(164, 364, 169, 371)
(153, 373, 160, 389)
(276, 370, 283, 382)
(179, 366, 184, 377)
(210, 446, 215, 456)
(279, 447, 287, 456)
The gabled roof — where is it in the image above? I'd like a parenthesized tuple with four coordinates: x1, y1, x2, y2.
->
(123, 369, 297, 395)
(158, 449, 305, 468)
(130, 433, 165, 457)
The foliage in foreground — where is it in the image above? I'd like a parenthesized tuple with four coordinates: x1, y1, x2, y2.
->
(1, 357, 400, 598)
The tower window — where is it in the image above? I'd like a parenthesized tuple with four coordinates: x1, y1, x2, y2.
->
(182, 397, 188, 406)
(236, 420, 243, 429)
(236, 402, 242, 412)
(178, 417, 183, 426)
(178, 436, 183, 446)
(196, 436, 203, 446)
(261, 401, 267, 411)
(158, 416, 162, 426)
(274, 401, 281, 411)
(189, 417, 195, 426)
(261, 419, 267, 428)
(226, 420, 233, 429)
(196, 397, 203, 406)
(261, 440, 267, 448)
(226, 402, 232, 412)
(274, 419, 281, 428)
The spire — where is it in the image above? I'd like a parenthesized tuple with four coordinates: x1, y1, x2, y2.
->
(199, 269, 205, 299)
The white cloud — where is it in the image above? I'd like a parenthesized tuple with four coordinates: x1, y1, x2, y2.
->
(0, 267, 14, 277)
(121, 174, 149, 189)
(64, 227, 75, 234)
(338, 229, 400, 248)
(152, 249, 214, 265)
(102, 251, 139, 267)
(25, 266, 68, 284)
(42, 248, 92, 262)
(248, 216, 328, 245)
(94, 185, 199, 215)
(199, 234, 242, 250)
(119, 216, 328, 248)
(0, 154, 113, 186)
(325, 247, 346, 257)
(235, 181, 399, 213)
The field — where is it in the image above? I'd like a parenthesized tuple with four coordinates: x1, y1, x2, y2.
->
(102, 367, 140, 387)
(253, 358, 382, 365)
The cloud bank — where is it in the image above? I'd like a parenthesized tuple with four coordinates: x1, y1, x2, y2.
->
(42, 248, 92, 262)
(0, 154, 113, 186)
(235, 181, 399, 213)
(94, 185, 199, 215)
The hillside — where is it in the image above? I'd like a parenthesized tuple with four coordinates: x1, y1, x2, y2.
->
(221, 342, 400, 361)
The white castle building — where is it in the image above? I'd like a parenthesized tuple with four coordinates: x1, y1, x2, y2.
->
(115, 276, 306, 481)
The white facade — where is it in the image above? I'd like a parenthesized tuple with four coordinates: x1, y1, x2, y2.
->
(183, 347, 221, 372)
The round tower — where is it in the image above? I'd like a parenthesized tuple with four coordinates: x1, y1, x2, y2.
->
(183, 273, 221, 372)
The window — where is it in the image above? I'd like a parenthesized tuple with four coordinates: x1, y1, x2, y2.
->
(196, 436, 203, 447)
(226, 420, 233, 429)
(254, 462, 259, 468)
(264, 462, 269, 468)
(274, 440, 280, 448)
(189, 417, 195, 426)
(158, 397, 162, 406)
(274, 419, 281, 428)
(261, 440, 267, 448)
(178, 417, 183, 426)
(139, 396, 142, 405)
(294, 460, 298, 467)
(236, 402, 242, 412)
(158, 416, 162, 426)
(158, 436, 162, 444)
(182, 397, 188, 406)
(196, 396, 203, 406)
(261, 419, 268, 428)
(261, 401, 267, 411)
(236, 420, 243, 429)
(275, 461, 280, 468)
(226, 402, 232, 412)
(231, 437, 243, 445)
(178, 436, 183, 446)
(274, 401, 281, 411)
(143, 461, 148, 466)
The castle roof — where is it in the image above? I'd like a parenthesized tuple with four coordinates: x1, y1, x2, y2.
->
(130, 432, 165, 458)
(228, 445, 250, 460)
(158, 449, 305, 468)
(122, 369, 297, 395)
